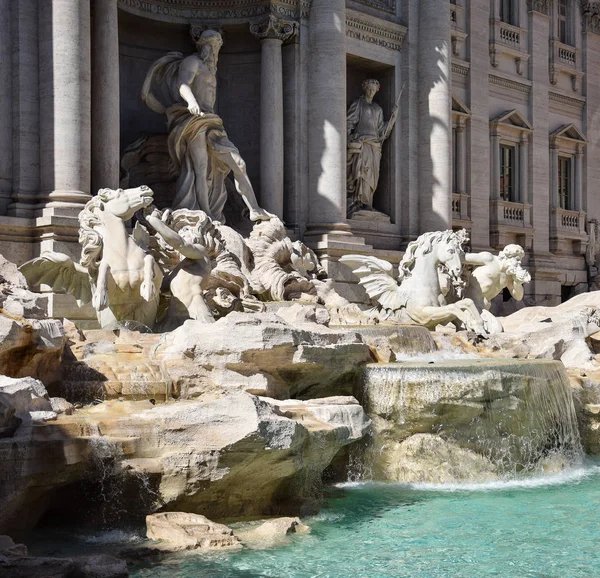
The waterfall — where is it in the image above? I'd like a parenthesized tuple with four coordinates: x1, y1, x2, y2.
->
(355, 359, 583, 482)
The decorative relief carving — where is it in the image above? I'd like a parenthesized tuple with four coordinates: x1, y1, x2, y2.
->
(352, 0, 395, 14)
(549, 91, 586, 113)
(489, 74, 532, 95)
(118, 0, 309, 22)
(250, 14, 299, 41)
(580, 1, 600, 34)
(527, 0, 550, 14)
(452, 61, 470, 77)
(345, 10, 407, 51)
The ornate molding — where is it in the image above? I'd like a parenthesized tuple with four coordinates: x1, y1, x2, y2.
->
(549, 91, 586, 112)
(452, 60, 470, 77)
(250, 13, 299, 41)
(352, 0, 395, 14)
(489, 74, 532, 94)
(118, 0, 310, 23)
(580, 1, 600, 34)
(527, 0, 550, 15)
(345, 10, 407, 51)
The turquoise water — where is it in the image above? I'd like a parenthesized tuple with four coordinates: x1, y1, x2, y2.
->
(128, 466, 600, 578)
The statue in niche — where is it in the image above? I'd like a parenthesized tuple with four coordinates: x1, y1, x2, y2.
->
(346, 79, 399, 219)
(142, 29, 273, 224)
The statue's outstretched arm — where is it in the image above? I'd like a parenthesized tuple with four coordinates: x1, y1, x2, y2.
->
(177, 57, 202, 116)
(146, 211, 206, 261)
(464, 251, 493, 267)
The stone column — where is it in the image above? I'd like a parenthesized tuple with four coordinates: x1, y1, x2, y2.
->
(519, 135, 529, 204)
(0, 0, 12, 214)
(307, 0, 347, 228)
(455, 123, 466, 195)
(250, 15, 298, 219)
(490, 132, 500, 199)
(575, 146, 584, 212)
(39, 0, 92, 215)
(550, 145, 559, 207)
(9, 0, 40, 217)
(418, 0, 452, 233)
(91, 0, 120, 193)
(468, 0, 491, 250)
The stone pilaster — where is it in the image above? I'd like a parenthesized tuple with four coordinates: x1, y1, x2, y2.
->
(0, 0, 12, 215)
(9, 0, 40, 218)
(39, 0, 92, 217)
(581, 1, 600, 220)
(306, 0, 348, 230)
(467, 0, 491, 250)
(417, 0, 452, 233)
(455, 124, 466, 196)
(91, 0, 120, 193)
(519, 135, 530, 204)
(250, 15, 298, 219)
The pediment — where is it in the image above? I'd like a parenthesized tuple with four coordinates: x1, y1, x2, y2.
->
(551, 123, 586, 143)
(491, 109, 533, 131)
(452, 96, 471, 116)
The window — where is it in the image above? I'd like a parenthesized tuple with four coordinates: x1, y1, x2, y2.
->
(500, 144, 516, 201)
(500, 0, 516, 25)
(558, 0, 570, 44)
(558, 156, 572, 209)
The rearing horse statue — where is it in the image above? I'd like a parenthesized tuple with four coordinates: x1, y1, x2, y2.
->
(20, 186, 163, 329)
(340, 229, 487, 335)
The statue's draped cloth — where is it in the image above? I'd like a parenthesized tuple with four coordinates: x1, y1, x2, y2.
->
(346, 97, 385, 210)
(142, 52, 235, 222)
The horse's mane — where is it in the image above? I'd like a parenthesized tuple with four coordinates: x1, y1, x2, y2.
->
(397, 229, 464, 282)
(78, 189, 117, 277)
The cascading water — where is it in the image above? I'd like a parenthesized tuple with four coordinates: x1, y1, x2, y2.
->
(354, 358, 583, 482)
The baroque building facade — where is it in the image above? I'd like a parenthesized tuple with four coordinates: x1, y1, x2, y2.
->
(0, 0, 599, 320)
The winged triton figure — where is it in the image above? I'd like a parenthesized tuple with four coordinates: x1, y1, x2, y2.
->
(340, 229, 488, 335)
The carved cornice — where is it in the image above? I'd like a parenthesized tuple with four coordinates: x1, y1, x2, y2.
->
(489, 74, 532, 94)
(452, 60, 470, 76)
(580, 1, 600, 34)
(250, 14, 299, 41)
(549, 91, 586, 112)
(118, 0, 310, 23)
(345, 10, 407, 51)
(527, 0, 550, 15)
(352, 0, 395, 14)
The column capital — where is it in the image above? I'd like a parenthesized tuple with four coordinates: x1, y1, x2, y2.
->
(250, 14, 299, 43)
(527, 0, 550, 15)
(580, 1, 600, 34)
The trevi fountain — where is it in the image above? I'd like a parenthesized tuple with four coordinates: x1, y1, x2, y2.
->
(2, 25, 600, 578)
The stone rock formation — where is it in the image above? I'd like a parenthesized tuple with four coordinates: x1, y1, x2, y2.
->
(146, 512, 241, 551)
(235, 516, 310, 550)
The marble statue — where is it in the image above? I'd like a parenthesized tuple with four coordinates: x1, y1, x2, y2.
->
(460, 244, 531, 334)
(142, 30, 273, 224)
(340, 229, 488, 335)
(20, 186, 163, 329)
(346, 79, 399, 219)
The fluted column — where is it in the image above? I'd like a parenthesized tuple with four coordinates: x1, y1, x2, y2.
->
(418, 0, 452, 233)
(39, 0, 92, 215)
(307, 0, 347, 227)
(250, 15, 298, 219)
(0, 0, 12, 214)
(91, 0, 120, 193)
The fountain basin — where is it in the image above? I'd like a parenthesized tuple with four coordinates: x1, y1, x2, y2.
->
(357, 359, 582, 482)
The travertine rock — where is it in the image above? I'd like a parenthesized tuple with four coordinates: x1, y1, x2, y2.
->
(0, 392, 370, 533)
(235, 517, 310, 550)
(0, 534, 27, 557)
(157, 313, 374, 400)
(0, 376, 52, 416)
(0, 553, 128, 578)
(146, 512, 241, 551)
(0, 254, 47, 320)
(386, 434, 499, 483)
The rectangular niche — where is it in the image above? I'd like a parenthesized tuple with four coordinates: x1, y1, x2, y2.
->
(346, 55, 396, 222)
